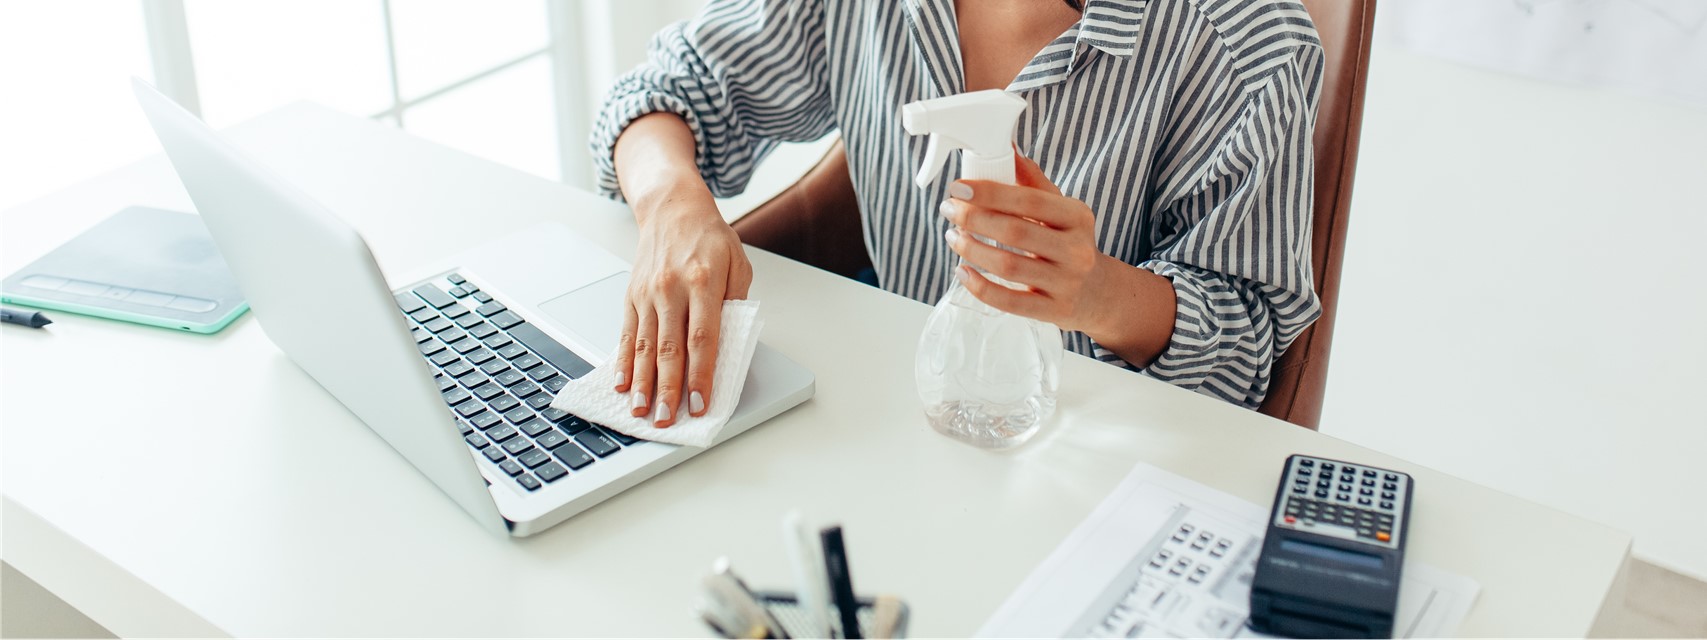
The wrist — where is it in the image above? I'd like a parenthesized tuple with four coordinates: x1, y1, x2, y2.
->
(1079, 255, 1175, 367)
(631, 180, 720, 228)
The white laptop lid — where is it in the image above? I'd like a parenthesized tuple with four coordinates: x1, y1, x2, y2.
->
(132, 79, 511, 535)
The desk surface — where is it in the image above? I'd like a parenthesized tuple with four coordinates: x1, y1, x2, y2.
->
(1, 103, 1629, 637)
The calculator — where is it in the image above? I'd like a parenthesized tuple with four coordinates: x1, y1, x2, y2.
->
(1248, 455, 1414, 638)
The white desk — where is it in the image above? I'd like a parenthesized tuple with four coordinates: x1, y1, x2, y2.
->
(1, 103, 1631, 637)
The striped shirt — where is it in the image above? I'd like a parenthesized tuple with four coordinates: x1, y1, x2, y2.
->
(590, 0, 1324, 409)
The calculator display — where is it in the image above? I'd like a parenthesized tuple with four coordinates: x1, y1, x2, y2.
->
(1278, 539, 1384, 570)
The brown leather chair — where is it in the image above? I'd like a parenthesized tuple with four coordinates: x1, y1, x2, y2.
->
(734, 0, 1376, 430)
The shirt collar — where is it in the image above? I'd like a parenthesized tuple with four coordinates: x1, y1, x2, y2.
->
(904, 0, 1150, 95)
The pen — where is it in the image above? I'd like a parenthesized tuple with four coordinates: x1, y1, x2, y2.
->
(820, 526, 863, 639)
(1, 306, 53, 329)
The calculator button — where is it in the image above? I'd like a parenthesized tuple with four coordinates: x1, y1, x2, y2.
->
(1336, 493, 1350, 501)
(1299, 468, 1312, 476)
(1363, 469, 1376, 477)
(1315, 490, 1328, 499)
(1383, 481, 1397, 491)
(1362, 478, 1376, 486)
(1358, 527, 1374, 537)
(1284, 515, 1296, 524)
(1385, 473, 1399, 481)
(1380, 501, 1394, 510)
(1300, 459, 1314, 467)
(1382, 491, 1395, 500)
(1359, 488, 1373, 496)
(1338, 483, 1352, 492)
(1377, 531, 1391, 542)
(1358, 498, 1372, 506)
(1378, 514, 1394, 524)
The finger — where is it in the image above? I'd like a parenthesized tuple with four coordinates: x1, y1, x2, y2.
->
(941, 200, 1073, 259)
(955, 265, 1054, 320)
(1013, 152, 1062, 195)
(629, 307, 658, 418)
(651, 301, 688, 427)
(614, 300, 640, 392)
(950, 180, 1089, 230)
(685, 292, 722, 418)
(946, 227, 1064, 291)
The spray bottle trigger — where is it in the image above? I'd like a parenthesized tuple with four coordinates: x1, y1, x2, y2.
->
(915, 133, 958, 188)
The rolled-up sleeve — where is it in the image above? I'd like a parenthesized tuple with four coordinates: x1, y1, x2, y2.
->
(1134, 45, 1325, 409)
(588, 0, 835, 201)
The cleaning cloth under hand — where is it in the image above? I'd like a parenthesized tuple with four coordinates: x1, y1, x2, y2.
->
(551, 300, 763, 448)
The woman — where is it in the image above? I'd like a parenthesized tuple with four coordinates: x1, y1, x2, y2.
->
(592, 0, 1323, 427)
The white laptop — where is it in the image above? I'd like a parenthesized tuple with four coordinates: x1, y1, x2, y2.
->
(132, 79, 815, 537)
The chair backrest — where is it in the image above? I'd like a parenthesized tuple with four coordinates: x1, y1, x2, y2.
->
(735, 0, 1377, 429)
(1255, 0, 1376, 429)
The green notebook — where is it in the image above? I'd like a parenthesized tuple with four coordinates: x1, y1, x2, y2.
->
(1, 206, 248, 333)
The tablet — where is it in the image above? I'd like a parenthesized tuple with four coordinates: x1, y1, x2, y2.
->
(1, 206, 248, 333)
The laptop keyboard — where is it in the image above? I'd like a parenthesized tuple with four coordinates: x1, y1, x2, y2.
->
(395, 272, 641, 493)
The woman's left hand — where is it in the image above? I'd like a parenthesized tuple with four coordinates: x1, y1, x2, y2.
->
(941, 153, 1118, 334)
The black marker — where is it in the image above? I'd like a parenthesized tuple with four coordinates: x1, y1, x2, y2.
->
(1, 306, 53, 329)
(820, 526, 862, 639)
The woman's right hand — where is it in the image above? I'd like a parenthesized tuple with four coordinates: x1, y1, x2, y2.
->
(615, 191, 752, 429)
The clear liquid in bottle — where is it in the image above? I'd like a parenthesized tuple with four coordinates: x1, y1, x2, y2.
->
(916, 281, 1062, 449)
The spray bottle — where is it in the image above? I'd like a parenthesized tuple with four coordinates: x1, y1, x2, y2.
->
(904, 89, 1063, 449)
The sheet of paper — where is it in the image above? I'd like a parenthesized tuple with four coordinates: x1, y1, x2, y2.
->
(976, 464, 1479, 638)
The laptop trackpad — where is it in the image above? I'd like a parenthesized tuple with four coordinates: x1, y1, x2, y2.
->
(538, 272, 629, 359)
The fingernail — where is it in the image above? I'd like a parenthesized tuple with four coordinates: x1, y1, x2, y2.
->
(654, 399, 672, 425)
(631, 390, 648, 413)
(690, 391, 706, 415)
(945, 228, 961, 245)
(615, 370, 627, 389)
(938, 200, 955, 218)
(948, 182, 973, 200)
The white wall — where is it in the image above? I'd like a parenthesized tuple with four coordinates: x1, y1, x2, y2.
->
(1320, 43, 1707, 580)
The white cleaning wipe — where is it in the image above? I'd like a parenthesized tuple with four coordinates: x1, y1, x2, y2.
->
(551, 300, 763, 448)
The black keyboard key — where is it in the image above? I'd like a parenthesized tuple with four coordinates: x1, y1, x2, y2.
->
(442, 386, 472, 407)
(479, 359, 511, 376)
(482, 445, 505, 462)
(535, 462, 568, 483)
(472, 291, 493, 303)
(468, 323, 499, 340)
(411, 327, 432, 343)
(448, 286, 469, 298)
(488, 310, 524, 329)
(536, 429, 570, 450)
(574, 430, 620, 458)
(451, 337, 482, 354)
(542, 376, 567, 393)
(554, 442, 595, 470)
(517, 474, 541, 491)
(461, 282, 479, 293)
(464, 433, 488, 448)
(508, 322, 595, 379)
(511, 353, 543, 371)
(519, 418, 553, 437)
(435, 375, 456, 392)
(502, 437, 534, 456)
(419, 339, 446, 356)
(562, 416, 594, 434)
(458, 372, 490, 389)
(471, 411, 503, 430)
(526, 393, 553, 410)
(409, 307, 439, 323)
(442, 360, 474, 378)
(455, 313, 484, 328)
(466, 347, 496, 365)
(494, 370, 527, 387)
(472, 382, 505, 401)
(527, 365, 558, 382)
(499, 459, 524, 477)
(601, 427, 639, 446)
(446, 273, 466, 285)
(437, 327, 467, 344)
(496, 343, 528, 360)
(540, 407, 570, 423)
(510, 380, 540, 399)
(504, 406, 536, 425)
(518, 448, 552, 468)
(481, 332, 513, 349)
(413, 284, 457, 309)
(486, 424, 518, 443)
(430, 350, 459, 367)
(476, 301, 508, 317)
(442, 304, 471, 320)
(396, 292, 428, 313)
(458, 420, 476, 436)
(489, 394, 521, 413)
(455, 402, 486, 418)
(423, 317, 455, 333)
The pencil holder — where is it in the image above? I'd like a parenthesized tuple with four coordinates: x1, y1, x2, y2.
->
(754, 591, 909, 639)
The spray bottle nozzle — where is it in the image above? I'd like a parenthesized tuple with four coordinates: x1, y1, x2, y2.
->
(902, 90, 1027, 188)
